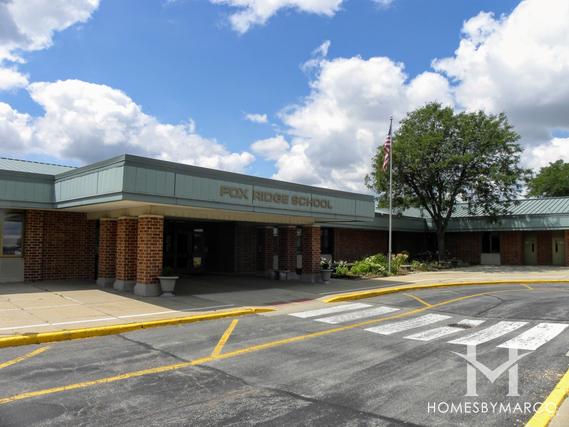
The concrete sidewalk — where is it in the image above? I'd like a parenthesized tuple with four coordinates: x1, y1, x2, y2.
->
(2, 265, 569, 335)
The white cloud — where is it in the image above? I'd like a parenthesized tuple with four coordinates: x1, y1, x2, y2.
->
(209, 0, 343, 33)
(524, 138, 569, 170)
(260, 56, 453, 191)
(302, 39, 331, 72)
(258, 0, 569, 192)
(372, 0, 394, 9)
(0, 101, 32, 150)
(251, 135, 290, 160)
(0, 66, 27, 90)
(1, 79, 255, 172)
(244, 112, 268, 123)
(0, 0, 100, 90)
(433, 0, 569, 164)
(0, 0, 100, 61)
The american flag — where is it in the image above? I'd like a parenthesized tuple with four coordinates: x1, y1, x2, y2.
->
(382, 120, 393, 172)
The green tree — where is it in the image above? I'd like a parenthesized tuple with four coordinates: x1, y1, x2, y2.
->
(367, 103, 529, 261)
(527, 160, 569, 197)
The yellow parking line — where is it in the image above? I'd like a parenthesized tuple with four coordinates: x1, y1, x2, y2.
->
(0, 288, 535, 405)
(0, 347, 49, 370)
(211, 319, 239, 357)
(404, 293, 432, 307)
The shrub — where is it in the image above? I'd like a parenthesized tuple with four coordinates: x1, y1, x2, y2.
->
(345, 252, 410, 277)
(390, 252, 409, 274)
(333, 260, 351, 277)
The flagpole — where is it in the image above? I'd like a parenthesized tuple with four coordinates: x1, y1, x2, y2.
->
(387, 116, 393, 275)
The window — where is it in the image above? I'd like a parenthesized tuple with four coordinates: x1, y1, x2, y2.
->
(1, 212, 23, 256)
(321, 228, 334, 255)
(482, 232, 500, 254)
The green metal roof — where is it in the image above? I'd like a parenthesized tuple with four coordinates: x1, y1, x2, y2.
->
(0, 157, 75, 175)
(377, 197, 569, 219)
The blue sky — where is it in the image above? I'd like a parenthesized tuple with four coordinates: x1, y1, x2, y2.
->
(0, 0, 567, 191)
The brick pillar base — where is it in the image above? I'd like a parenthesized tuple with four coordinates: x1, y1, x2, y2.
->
(97, 218, 117, 287)
(114, 217, 138, 291)
(24, 210, 45, 281)
(302, 225, 321, 282)
(278, 226, 297, 279)
(134, 215, 164, 297)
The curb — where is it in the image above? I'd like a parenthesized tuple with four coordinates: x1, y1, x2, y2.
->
(526, 366, 569, 427)
(0, 307, 275, 349)
(322, 279, 569, 303)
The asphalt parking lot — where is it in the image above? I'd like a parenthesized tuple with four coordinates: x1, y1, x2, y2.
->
(1, 282, 569, 426)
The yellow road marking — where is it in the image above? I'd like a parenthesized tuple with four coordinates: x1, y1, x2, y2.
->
(211, 319, 238, 357)
(0, 288, 537, 405)
(404, 293, 432, 307)
(526, 367, 569, 427)
(323, 280, 569, 303)
(0, 347, 49, 370)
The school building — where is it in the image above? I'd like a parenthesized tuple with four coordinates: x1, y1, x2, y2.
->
(1, 155, 568, 295)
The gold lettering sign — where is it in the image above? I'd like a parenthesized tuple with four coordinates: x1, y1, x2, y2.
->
(219, 185, 332, 209)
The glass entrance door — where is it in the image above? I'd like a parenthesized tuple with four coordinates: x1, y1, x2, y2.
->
(191, 228, 206, 273)
(164, 221, 209, 275)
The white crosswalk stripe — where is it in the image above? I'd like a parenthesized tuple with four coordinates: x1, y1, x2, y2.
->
(448, 321, 527, 346)
(365, 314, 451, 335)
(288, 303, 372, 318)
(405, 319, 486, 341)
(315, 306, 400, 324)
(497, 323, 569, 351)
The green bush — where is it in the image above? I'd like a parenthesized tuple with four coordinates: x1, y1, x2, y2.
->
(411, 260, 428, 271)
(390, 252, 409, 274)
(333, 260, 351, 276)
(346, 252, 409, 277)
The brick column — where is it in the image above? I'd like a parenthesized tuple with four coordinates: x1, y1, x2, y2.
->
(24, 210, 45, 281)
(134, 215, 164, 297)
(258, 226, 274, 277)
(278, 226, 297, 273)
(96, 218, 117, 287)
(302, 225, 321, 282)
(537, 231, 553, 265)
(500, 231, 523, 265)
(114, 217, 138, 291)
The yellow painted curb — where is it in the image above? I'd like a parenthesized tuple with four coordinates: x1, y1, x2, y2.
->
(322, 279, 569, 303)
(0, 307, 274, 349)
(526, 367, 569, 427)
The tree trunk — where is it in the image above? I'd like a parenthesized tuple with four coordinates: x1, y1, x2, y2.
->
(437, 229, 446, 262)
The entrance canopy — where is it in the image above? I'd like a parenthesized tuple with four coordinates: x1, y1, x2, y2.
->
(1, 155, 375, 225)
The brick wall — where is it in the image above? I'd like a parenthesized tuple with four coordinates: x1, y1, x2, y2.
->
(537, 231, 553, 265)
(136, 216, 163, 285)
(257, 227, 274, 272)
(23, 210, 45, 281)
(97, 219, 117, 279)
(302, 226, 321, 273)
(500, 231, 523, 265)
(446, 232, 481, 264)
(234, 224, 257, 273)
(278, 226, 297, 271)
(24, 210, 97, 281)
(116, 217, 137, 281)
(333, 229, 388, 261)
